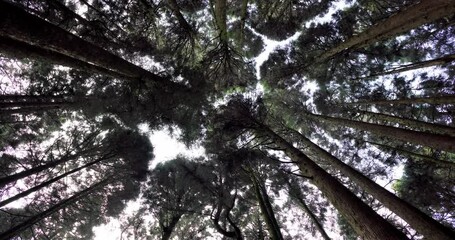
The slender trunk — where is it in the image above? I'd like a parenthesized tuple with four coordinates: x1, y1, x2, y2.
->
(0, 178, 110, 240)
(318, 0, 455, 61)
(0, 37, 136, 81)
(366, 141, 455, 168)
(356, 53, 455, 79)
(0, 155, 111, 208)
(251, 174, 283, 240)
(289, 128, 455, 240)
(0, 101, 72, 109)
(307, 112, 455, 153)
(346, 95, 455, 106)
(0, 1, 170, 85)
(0, 106, 63, 116)
(0, 95, 66, 102)
(286, 181, 331, 240)
(359, 110, 455, 137)
(255, 124, 408, 239)
(0, 151, 86, 188)
(161, 215, 181, 240)
(238, 0, 249, 46)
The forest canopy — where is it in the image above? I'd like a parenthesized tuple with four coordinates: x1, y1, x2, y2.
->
(0, 0, 455, 239)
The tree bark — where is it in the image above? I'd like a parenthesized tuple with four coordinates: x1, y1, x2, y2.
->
(359, 110, 455, 137)
(289, 128, 455, 240)
(307, 112, 455, 153)
(256, 124, 408, 240)
(213, 0, 228, 44)
(318, 0, 455, 61)
(0, 178, 110, 240)
(0, 1, 171, 86)
(346, 95, 455, 106)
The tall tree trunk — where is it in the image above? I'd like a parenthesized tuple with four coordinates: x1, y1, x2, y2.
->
(255, 123, 408, 239)
(0, 106, 63, 116)
(366, 140, 455, 168)
(0, 37, 136, 80)
(356, 53, 455, 79)
(306, 112, 455, 153)
(0, 1, 172, 86)
(289, 128, 455, 240)
(0, 133, 99, 188)
(167, 0, 197, 37)
(358, 110, 455, 137)
(0, 101, 72, 109)
(346, 95, 455, 106)
(0, 178, 110, 240)
(213, 0, 228, 44)
(286, 180, 331, 240)
(318, 0, 455, 61)
(0, 155, 112, 208)
(250, 173, 283, 240)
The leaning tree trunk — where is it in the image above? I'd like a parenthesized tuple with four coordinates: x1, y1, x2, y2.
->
(161, 215, 182, 240)
(365, 140, 455, 168)
(0, 178, 110, 240)
(318, 0, 455, 61)
(0, 37, 136, 80)
(356, 53, 455, 79)
(0, 154, 112, 208)
(0, 1, 173, 86)
(286, 180, 331, 240)
(358, 110, 455, 137)
(250, 173, 283, 240)
(255, 123, 408, 240)
(306, 112, 455, 153)
(345, 95, 455, 106)
(289, 128, 455, 240)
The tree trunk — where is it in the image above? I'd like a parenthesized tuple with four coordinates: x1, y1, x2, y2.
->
(346, 95, 455, 106)
(214, 0, 228, 44)
(366, 141, 455, 168)
(307, 112, 455, 153)
(0, 1, 171, 86)
(0, 178, 110, 240)
(251, 173, 283, 240)
(167, 0, 197, 37)
(0, 37, 136, 80)
(0, 106, 63, 116)
(359, 110, 455, 137)
(289, 128, 455, 240)
(256, 124, 408, 240)
(0, 134, 99, 188)
(286, 180, 331, 240)
(318, 0, 455, 61)
(0, 101, 72, 109)
(356, 53, 455, 79)
(0, 155, 112, 208)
